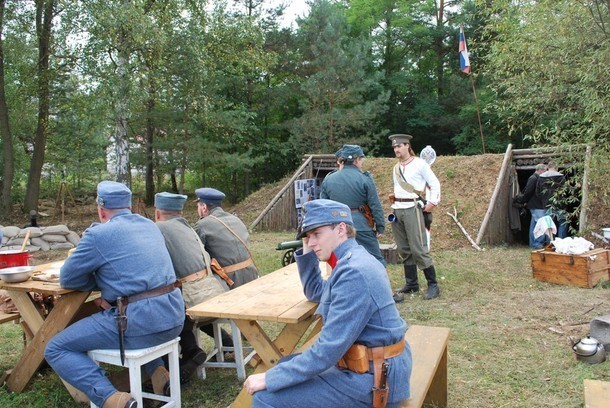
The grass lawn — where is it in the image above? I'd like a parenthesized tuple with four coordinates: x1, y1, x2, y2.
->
(1, 231, 608, 407)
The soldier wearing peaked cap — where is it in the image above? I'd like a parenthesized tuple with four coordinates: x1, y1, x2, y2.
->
(193, 187, 259, 288)
(244, 199, 412, 408)
(45, 181, 184, 408)
(320, 144, 387, 267)
(154, 192, 230, 384)
(388, 134, 441, 302)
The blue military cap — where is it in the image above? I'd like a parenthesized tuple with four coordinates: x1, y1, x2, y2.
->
(334, 146, 343, 159)
(95, 181, 132, 209)
(297, 199, 353, 239)
(195, 187, 226, 206)
(155, 192, 187, 211)
(339, 144, 364, 161)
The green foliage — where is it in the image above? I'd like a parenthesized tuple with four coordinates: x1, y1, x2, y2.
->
(483, 0, 610, 147)
(289, 0, 389, 155)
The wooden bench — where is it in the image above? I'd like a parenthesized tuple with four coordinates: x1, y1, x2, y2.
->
(0, 311, 20, 324)
(401, 325, 450, 408)
(296, 324, 450, 407)
(584, 379, 610, 408)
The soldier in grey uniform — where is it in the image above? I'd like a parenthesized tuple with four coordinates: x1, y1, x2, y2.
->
(320, 144, 386, 267)
(45, 181, 184, 408)
(389, 134, 441, 301)
(193, 187, 259, 288)
(244, 199, 411, 408)
(154, 192, 230, 384)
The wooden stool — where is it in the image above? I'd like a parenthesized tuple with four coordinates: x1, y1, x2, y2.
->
(194, 319, 256, 381)
(88, 337, 181, 408)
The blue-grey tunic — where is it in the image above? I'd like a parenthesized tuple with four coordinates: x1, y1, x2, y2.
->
(45, 210, 184, 407)
(259, 238, 412, 406)
(321, 165, 386, 266)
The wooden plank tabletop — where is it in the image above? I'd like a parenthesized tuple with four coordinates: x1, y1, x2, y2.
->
(0, 261, 71, 295)
(187, 262, 323, 324)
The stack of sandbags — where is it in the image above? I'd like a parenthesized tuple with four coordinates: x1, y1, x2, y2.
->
(0, 224, 81, 252)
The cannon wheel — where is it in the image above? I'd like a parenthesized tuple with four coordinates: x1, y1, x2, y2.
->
(282, 249, 295, 267)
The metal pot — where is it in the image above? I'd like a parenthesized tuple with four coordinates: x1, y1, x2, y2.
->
(0, 250, 31, 269)
(0, 265, 35, 283)
(572, 336, 607, 364)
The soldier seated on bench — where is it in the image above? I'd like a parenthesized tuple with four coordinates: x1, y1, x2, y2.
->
(244, 199, 412, 408)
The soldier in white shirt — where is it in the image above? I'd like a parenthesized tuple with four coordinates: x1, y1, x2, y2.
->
(388, 134, 441, 301)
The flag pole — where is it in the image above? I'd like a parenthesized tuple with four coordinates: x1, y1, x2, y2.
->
(460, 24, 486, 153)
(469, 73, 486, 153)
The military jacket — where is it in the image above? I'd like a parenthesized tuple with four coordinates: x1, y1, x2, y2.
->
(265, 239, 411, 404)
(320, 165, 385, 233)
(194, 207, 259, 288)
(156, 217, 207, 280)
(60, 210, 184, 336)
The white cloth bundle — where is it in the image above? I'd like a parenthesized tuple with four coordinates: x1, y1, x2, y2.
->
(552, 237, 594, 255)
(534, 215, 557, 239)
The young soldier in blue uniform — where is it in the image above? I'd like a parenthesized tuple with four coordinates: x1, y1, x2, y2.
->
(244, 199, 412, 408)
(321, 144, 386, 267)
(45, 181, 184, 408)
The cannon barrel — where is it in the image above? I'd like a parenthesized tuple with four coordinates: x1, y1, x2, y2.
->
(276, 240, 303, 251)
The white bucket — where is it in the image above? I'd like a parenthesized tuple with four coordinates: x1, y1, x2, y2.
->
(602, 228, 610, 239)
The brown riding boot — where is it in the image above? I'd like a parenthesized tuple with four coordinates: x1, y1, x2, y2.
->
(151, 365, 171, 396)
(102, 391, 137, 408)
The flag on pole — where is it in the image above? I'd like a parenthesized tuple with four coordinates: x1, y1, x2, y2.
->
(459, 26, 471, 74)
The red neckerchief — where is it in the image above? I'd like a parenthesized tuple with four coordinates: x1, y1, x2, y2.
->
(327, 252, 338, 269)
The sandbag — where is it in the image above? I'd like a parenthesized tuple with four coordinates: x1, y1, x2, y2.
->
(66, 231, 81, 246)
(31, 237, 51, 251)
(1, 226, 20, 238)
(41, 225, 70, 235)
(41, 234, 67, 243)
(19, 227, 43, 238)
(49, 242, 75, 250)
(6, 237, 26, 246)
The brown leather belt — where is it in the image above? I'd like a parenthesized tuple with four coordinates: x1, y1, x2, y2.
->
(123, 282, 177, 304)
(179, 269, 207, 283)
(394, 197, 418, 202)
(338, 339, 405, 373)
(222, 258, 253, 273)
(338, 339, 405, 408)
(99, 283, 178, 309)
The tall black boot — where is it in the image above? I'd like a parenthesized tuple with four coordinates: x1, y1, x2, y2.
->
(422, 265, 440, 300)
(396, 264, 419, 294)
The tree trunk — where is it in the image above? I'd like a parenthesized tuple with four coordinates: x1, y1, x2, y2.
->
(24, 0, 55, 213)
(0, 0, 14, 213)
(145, 96, 155, 204)
(111, 0, 131, 187)
(435, 0, 445, 99)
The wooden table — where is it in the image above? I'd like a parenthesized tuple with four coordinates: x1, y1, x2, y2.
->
(0, 261, 96, 402)
(187, 261, 325, 407)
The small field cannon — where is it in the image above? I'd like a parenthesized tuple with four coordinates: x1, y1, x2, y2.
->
(276, 240, 303, 266)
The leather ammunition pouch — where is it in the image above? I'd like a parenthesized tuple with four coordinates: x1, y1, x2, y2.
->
(337, 339, 406, 408)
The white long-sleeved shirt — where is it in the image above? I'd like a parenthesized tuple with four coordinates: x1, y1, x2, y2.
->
(392, 157, 441, 209)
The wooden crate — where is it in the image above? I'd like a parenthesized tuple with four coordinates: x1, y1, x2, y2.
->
(531, 248, 610, 288)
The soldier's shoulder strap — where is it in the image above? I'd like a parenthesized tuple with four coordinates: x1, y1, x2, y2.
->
(393, 162, 424, 197)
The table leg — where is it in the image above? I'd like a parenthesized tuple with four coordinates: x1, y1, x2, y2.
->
(231, 315, 321, 407)
(6, 290, 90, 393)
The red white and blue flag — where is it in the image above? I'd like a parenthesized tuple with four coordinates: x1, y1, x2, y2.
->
(459, 26, 471, 74)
